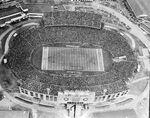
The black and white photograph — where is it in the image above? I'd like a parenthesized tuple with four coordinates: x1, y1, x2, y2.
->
(0, 0, 149, 118)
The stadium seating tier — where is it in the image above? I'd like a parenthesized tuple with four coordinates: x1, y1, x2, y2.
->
(3, 11, 138, 96)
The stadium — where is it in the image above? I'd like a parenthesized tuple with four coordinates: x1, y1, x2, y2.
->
(0, 0, 149, 118)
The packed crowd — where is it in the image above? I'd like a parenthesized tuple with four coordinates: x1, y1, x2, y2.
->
(73, 1, 131, 30)
(44, 11, 103, 29)
(3, 11, 138, 96)
(20, 75, 128, 96)
(99, 9, 131, 30)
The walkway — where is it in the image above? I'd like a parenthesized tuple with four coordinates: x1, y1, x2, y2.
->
(0, 26, 13, 62)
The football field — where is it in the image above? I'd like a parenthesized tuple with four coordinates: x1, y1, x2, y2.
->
(41, 47, 104, 71)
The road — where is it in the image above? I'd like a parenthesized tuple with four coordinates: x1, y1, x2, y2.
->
(91, 2, 150, 51)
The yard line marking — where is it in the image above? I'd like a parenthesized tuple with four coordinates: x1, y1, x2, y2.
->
(41, 47, 45, 70)
(96, 49, 101, 71)
(46, 47, 49, 70)
(100, 49, 105, 71)
(41, 47, 49, 70)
